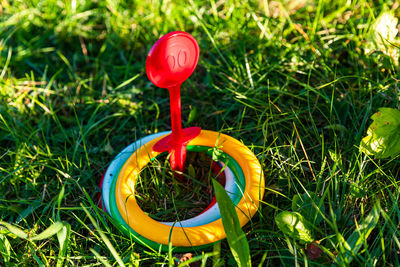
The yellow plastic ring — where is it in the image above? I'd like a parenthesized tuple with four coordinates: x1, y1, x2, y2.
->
(116, 130, 264, 247)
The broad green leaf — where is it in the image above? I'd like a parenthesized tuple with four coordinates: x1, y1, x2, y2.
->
(336, 202, 380, 266)
(275, 211, 314, 244)
(0, 233, 11, 263)
(31, 221, 64, 241)
(213, 179, 251, 267)
(364, 11, 399, 65)
(292, 192, 325, 225)
(56, 223, 71, 267)
(0, 221, 28, 239)
(360, 108, 400, 158)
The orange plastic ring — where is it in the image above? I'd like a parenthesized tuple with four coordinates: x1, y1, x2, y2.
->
(115, 130, 264, 247)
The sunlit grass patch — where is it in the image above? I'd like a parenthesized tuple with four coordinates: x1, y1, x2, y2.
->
(0, 0, 399, 265)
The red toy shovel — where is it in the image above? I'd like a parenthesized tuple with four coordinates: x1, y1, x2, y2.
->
(146, 31, 201, 173)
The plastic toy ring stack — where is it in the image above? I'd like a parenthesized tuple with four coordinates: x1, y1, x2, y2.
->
(101, 130, 264, 251)
(100, 31, 265, 251)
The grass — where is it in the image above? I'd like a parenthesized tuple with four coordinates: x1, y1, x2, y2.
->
(136, 150, 223, 222)
(0, 0, 399, 265)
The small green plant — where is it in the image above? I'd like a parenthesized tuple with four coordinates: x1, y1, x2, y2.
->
(275, 211, 315, 244)
(335, 202, 380, 266)
(360, 107, 400, 158)
(275, 192, 322, 245)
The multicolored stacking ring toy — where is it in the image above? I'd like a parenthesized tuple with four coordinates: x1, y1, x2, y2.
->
(100, 31, 265, 251)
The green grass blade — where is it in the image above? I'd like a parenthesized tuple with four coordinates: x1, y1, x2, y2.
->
(90, 248, 113, 267)
(56, 222, 71, 267)
(30, 221, 64, 241)
(29, 244, 45, 267)
(0, 233, 11, 263)
(0, 222, 28, 240)
(114, 74, 140, 90)
(56, 185, 65, 221)
(336, 201, 380, 266)
(212, 179, 251, 267)
(81, 204, 126, 267)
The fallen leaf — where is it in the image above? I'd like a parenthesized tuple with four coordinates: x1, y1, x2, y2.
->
(306, 242, 323, 260)
(360, 108, 400, 158)
(176, 253, 195, 266)
(364, 11, 400, 65)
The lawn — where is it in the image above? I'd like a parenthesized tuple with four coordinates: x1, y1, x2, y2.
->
(0, 0, 399, 266)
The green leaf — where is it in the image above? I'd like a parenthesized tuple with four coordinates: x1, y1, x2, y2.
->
(186, 106, 198, 125)
(360, 108, 400, 158)
(364, 11, 399, 65)
(275, 211, 314, 244)
(349, 182, 366, 198)
(91, 248, 113, 267)
(336, 202, 380, 265)
(56, 223, 71, 267)
(31, 221, 64, 241)
(0, 233, 11, 263)
(292, 192, 325, 225)
(103, 140, 114, 155)
(0, 221, 28, 239)
(212, 179, 251, 267)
